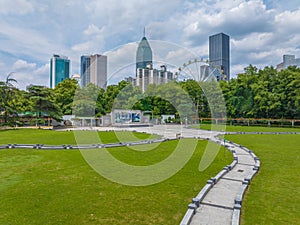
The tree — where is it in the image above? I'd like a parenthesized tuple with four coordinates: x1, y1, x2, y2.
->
(54, 78, 79, 115)
(113, 84, 142, 109)
(222, 65, 300, 119)
(180, 79, 207, 119)
(276, 66, 300, 118)
(73, 83, 104, 117)
(103, 81, 129, 113)
(27, 85, 62, 126)
(0, 73, 17, 126)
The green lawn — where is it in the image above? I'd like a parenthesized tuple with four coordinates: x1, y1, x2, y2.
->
(0, 130, 232, 224)
(226, 134, 300, 225)
(191, 124, 300, 132)
(0, 129, 157, 145)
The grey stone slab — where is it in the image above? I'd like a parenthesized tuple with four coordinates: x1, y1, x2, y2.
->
(180, 209, 195, 225)
(190, 204, 233, 225)
(232, 209, 241, 225)
(223, 164, 254, 181)
(201, 179, 242, 208)
(236, 154, 255, 165)
(233, 147, 249, 154)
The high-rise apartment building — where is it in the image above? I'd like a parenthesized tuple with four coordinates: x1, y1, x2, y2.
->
(209, 33, 230, 81)
(81, 54, 107, 89)
(276, 54, 300, 71)
(136, 65, 174, 92)
(50, 54, 70, 88)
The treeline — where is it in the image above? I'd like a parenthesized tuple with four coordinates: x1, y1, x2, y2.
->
(220, 65, 300, 119)
(0, 77, 130, 126)
(0, 65, 299, 126)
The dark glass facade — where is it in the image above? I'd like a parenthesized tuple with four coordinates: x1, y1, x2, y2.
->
(209, 33, 230, 81)
(136, 37, 152, 70)
(80, 54, 107, 89)
(80, 55, 91, 87)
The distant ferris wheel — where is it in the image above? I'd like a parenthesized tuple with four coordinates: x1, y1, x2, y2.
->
(174, 58, 224, 82)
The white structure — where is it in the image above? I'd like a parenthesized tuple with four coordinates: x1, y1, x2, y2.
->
(161, 114, 175, 123)
(135, 65, 174, 93)
(71, 73, 81, 85)
(276, 54, 300, 71)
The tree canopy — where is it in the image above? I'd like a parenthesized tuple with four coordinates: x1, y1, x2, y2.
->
(1, 65, 299, 127)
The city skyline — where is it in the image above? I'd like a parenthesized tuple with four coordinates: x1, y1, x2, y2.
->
(1, 0, 300, 89)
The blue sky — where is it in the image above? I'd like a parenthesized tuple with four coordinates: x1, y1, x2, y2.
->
(1, 0, 300, 89)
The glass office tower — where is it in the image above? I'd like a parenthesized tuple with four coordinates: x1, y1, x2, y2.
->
(80, 54, 107, 89)
(80, 55, 91, 87)
(136, 36, 153, 70)
(209, 33, 230, 81)
(50, 54, 70, 88)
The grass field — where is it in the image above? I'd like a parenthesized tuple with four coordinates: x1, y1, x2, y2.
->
(0, 129, 157, 145)
(0, 130, 232, 224)
(191, 124, 300, 132)
(226, 134, 300, 225)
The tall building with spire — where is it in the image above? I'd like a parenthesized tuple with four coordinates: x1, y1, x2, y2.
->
(133, 33, 174, 92)
(136, 36, 153, 70)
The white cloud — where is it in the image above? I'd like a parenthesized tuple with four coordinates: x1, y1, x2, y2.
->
(105, 42, 137, 81)
(13, 60, 36, 71)
(0, 0, 34, 15)
(275, 8, 300, 37)
(230, 64, 247, 78)
(232, 32, 274, 52)
(9, 60, 49, 90)
(72, 42, 96, 53)
(84, 24, 103, 36)
(0, 21, 63, 62)
(1, 0, 300, 86)
(182, 0, 275, 46)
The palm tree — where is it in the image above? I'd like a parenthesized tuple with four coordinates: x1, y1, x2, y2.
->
(5, 72, 17, 87)
(0, 73, 17, 126)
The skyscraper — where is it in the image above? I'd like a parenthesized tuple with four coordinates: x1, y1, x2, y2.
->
(209, 33, 230, 81)
(135, 35, 174, 92)
(80, 55, 91, 87)
(136, 36, 153, 71)
(50, 54, 70, 88)
(81, 54, 107, 89)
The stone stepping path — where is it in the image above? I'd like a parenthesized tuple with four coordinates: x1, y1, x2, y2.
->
(181, 138, 259, 225)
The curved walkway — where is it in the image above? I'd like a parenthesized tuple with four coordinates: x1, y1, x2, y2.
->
(126, 126, 299, 225)
(127, 125, 258, 225)
(181, 137, 259, 225)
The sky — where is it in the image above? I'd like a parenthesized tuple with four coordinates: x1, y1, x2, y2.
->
(1, 0, 300, 89)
